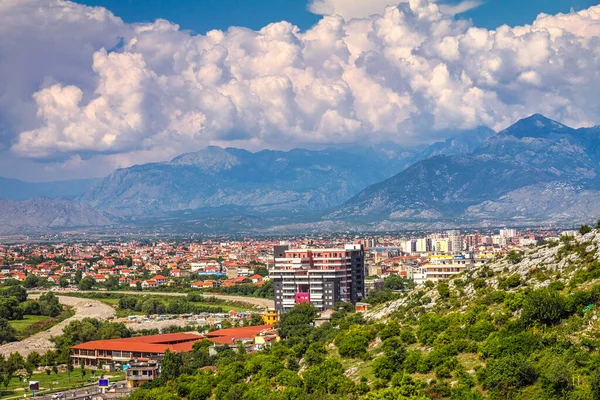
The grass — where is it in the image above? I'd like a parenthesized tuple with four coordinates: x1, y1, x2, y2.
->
(8, 309, 75, 340)
(0, 370, 125, 399)
(9, 315, 50, 332)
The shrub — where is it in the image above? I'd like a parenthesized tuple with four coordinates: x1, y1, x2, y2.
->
(498, 274, 521, 289)
(481, 355, 537, 399)
(580, 225, 592, 235)
(521, 289, 566, 326)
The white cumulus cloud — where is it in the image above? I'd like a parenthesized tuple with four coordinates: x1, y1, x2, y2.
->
(1, 0, 600, 177)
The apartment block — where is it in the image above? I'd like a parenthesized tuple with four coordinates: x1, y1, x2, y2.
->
(271, 244, 365, 311)
(412, 254, 474, 285)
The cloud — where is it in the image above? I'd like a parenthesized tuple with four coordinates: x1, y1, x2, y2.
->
(307, 0, 484, 19)
(438, 1, 483, 16)
(308, 0, 401, 19)
(1, 0, 600, 177)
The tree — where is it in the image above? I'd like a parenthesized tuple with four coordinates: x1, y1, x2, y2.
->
(78, 276, 96, 290)
(591, 369, 600, 400)
(80, 362, 86, 380)
(0, 318, 17, 343)
(67, 358, 73, 383)
(26, 352, 41, 368)
(162, 349, 183, 381)
(136, 281, 143, 291)
(540, 357, 573, 398)
(105, 275, 120, 290)
(384, 275, 413, 291)
(481, 355, 537, 399)
(0, 285, 27, 302)
(596, 220, 600, 230)
(437, 281, 450, 298)
(304, 343, 326, 366)
(74, 270, 83, 284)
(278, 302, 318, 341)
(59, 277, 69, 288)
(521, 288, 565, 326)
(23, 274, 40, 289)
(580, 225, 592, 235)
(253, 266, 269, 277)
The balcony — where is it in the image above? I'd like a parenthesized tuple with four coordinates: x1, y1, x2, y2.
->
(126, 375, 154, 381)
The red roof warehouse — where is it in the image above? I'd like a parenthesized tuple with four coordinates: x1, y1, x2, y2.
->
(71, 326, 273, 367)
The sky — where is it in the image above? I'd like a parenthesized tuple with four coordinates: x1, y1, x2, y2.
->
(0, 0, 599, 181)
(74, 0, 598, 33)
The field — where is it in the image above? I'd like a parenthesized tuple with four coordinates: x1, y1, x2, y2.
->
(0, 370, 125, 399)
(7, 309, 75, 340)
(8, 315, 50, 332)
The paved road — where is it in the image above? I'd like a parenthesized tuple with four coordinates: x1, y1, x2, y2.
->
(34, 381, 129, 400)
(0, 295, 115, 357)
(75, 290, 275, 309)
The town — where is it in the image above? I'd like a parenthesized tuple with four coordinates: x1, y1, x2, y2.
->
(0, 226, 588, 398)
(0, 227, 567, 297)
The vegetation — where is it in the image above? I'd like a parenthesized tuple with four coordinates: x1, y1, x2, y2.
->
(0, 284, 67, 342)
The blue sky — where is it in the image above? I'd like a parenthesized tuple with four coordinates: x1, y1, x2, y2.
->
(75, 0, 598, 33)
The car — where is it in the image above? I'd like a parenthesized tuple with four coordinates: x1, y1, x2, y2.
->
(51, 392, 64, 399)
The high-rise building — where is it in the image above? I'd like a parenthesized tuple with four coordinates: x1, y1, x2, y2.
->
(403, 239, 416, 254)
(416, 238, 430, 253)
(499, 228, 518, 238)
(447, 230, 462, 254)
(271, 244, 365, 311)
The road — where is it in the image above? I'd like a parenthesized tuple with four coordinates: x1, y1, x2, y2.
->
(34, 381, 129, 400)
(75, 290, 275, 309)
(0, 295, 115, 357)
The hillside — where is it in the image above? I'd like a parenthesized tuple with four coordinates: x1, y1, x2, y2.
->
(331, 115, 600, 227)
(124, 225, 600, 399)
(0, 198, 114, 235)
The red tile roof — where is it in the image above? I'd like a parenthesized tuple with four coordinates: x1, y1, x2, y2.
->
(204, 325, 273, 345)
(71, 333, 204, 353)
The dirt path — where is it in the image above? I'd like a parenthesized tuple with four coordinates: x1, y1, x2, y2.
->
(0, 295, 115, 357)
(75, 290, 275, 309)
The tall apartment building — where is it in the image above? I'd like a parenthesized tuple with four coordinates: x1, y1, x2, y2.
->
(271, 244, 365, 311)
(416, 238, 431, 253)
(499, 228, 518, 238)
(447, 230, 463, 254)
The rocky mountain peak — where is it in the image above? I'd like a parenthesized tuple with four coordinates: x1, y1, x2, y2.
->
(499, 114, 574, 139)
(169, 146, 241, 171)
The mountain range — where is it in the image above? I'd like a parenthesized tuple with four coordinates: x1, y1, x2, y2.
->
(330, 114, 600, 228)
(1, 114, 599, 234)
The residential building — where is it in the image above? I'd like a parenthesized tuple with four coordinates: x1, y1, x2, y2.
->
(126, 361, 160, 388)
(364, 278, 384, 297)
(271, 244, 365, 311)
(447, 230, 462, 254)
(412, 255, 474, 285)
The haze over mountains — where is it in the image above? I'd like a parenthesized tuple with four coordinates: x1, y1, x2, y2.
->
(1, 115, 599, 234)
